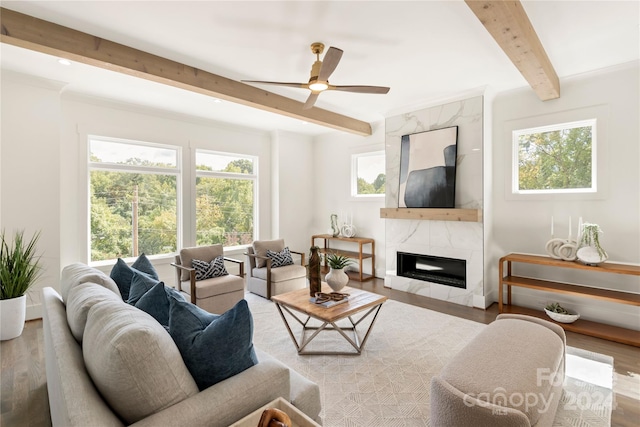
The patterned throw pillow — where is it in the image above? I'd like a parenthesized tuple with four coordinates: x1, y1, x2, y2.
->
(266, 246, 294, 268)
(191, 256, 228, 280)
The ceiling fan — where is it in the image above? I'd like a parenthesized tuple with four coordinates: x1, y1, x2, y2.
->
(242, 42, 390, 110)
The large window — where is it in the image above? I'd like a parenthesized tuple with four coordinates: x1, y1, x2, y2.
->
(512, 119, 596, 194)
(351, 151, 385, 198)
(89, 137, 180, 262)
(195, 151, 256, 247)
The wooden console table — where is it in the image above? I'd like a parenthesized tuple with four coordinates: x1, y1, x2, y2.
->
(499, 253, 640, 347)
(311, 234, 375, 282)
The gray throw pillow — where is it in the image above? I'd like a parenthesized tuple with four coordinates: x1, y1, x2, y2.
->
(266, 247, 294, 268)
(83, 300, 198, 424)
(192, 256, 228, 280)
(168, 296, 258, 390)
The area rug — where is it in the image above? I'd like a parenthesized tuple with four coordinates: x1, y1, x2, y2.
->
(246, 293, 613, 427)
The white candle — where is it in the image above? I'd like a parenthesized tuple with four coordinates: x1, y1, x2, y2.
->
(578, 217, 583, 242)
(568, 216, 572, 240)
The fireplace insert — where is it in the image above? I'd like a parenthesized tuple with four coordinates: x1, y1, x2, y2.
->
(397, 252, 466, 289)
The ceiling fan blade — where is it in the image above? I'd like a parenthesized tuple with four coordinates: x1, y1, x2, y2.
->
(329, 85, 390, 94)
(317, 47, 343, 81)
(242, 80, 308, 89)
(303, 92, 319, 110)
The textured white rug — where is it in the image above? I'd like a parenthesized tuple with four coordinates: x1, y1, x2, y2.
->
(246, 292, 612, 427)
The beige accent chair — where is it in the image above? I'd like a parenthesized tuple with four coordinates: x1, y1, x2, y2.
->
(245, 239, 306, 299)
(430, 313, 566, 427)
(172, 244, 245, 314)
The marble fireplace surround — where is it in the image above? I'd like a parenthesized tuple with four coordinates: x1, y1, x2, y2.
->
(383, 96, 485, 308)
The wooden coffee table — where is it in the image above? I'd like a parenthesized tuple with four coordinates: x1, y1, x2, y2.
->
(271, 285, 387, 355)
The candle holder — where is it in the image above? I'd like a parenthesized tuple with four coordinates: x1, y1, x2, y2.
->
(545, 237, 578, 261)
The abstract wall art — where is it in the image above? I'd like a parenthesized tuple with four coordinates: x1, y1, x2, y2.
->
(398, 126, 458, 208)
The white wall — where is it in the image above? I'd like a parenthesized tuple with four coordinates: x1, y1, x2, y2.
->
(270, 130, 315, 255)
(312, 122, 386, 277)
(1, 72, 63, 319)
(1, 72, 316, 318)
(490, 62, 640, 330)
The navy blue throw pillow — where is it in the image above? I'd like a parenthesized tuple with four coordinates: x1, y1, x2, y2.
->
(168, 297, 257, 390)
(127, 271, 161, 305)
(135, 282, 183, 326)
(131, 253, 159, 279)
(110, 254, 159, 301)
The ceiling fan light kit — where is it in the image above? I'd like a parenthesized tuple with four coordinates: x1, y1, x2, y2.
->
(243, 41, 389, 109)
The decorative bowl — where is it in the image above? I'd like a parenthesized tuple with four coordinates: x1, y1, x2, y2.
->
(544, 308, 580, 323)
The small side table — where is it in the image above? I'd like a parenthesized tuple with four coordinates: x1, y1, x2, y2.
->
(229, 397, 321, 427)
(311, 234, 375, 281)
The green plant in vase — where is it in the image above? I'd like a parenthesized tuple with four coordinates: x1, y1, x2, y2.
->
(324, 252, 354, 292)
(1, 229, 43, 340)
(577, 223, 608, 265)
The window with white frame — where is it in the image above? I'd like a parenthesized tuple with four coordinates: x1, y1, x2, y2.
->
(351, 151, 385, 197)
(512, 119, 596, 194)
(195, 150, 256, 247)
(89, 137, 180, 262)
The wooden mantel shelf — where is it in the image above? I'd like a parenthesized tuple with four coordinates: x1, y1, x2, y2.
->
(379, 208, 482, 222)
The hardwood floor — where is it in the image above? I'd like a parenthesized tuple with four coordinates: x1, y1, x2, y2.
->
(1, 278, 638, 427)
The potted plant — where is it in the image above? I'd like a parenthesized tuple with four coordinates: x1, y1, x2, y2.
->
(324, 252, 354, 292)
(577, 223, 608, 265)
(1, 229, 42, 341)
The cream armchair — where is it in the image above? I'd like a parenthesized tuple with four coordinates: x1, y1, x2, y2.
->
(172, 244, 245, 314)
(245, 239, 306, 299)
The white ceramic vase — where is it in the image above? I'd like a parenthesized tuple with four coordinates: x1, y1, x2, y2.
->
(0, 295, 27, 341)
(325, 267, 349, 292)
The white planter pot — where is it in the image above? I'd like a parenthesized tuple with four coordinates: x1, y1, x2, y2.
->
(325, 267, 349, 292)
(1, 295, 27, 341)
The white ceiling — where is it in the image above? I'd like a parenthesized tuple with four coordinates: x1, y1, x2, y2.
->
(1, 1, 638, 136)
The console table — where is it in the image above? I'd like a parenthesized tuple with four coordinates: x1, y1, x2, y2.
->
(499, 253, 640, 347)
(311, 234, 375, 282)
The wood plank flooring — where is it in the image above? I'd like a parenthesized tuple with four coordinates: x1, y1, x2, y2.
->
(1, 278, 638, 426)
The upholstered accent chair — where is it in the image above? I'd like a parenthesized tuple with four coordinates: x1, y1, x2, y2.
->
(245, 239, 306, 299)
(172, 244, 245, 314)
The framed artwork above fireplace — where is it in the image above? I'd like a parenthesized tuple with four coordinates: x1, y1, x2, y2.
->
(398, 126, 458, 208)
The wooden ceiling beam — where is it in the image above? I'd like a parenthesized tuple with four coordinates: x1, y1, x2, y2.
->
(0, 7, 372, 136)
(465, 0, 560, 100)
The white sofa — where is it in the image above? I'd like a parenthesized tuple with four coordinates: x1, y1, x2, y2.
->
(42, 263, 321, 426)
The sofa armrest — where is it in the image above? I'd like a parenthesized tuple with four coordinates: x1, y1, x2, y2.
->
(130, 359, 290, 427)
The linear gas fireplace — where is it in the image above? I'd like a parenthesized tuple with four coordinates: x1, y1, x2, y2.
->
(397, 252, 466, 289)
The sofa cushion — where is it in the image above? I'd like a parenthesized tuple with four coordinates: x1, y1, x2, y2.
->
(83, 299, 198, 424)
(192, 256, 228, 280)
(127, 270, 161, 305)
(252, 263, 306, 282)
(266, 247, 294, 268)
(109, 254, 158, 301)
(252, 239, 285, 268)
(66, 282, 123, 342)
(135, 282, 184, 326)
(60, 262, 120, 302)
(168, 296, 258, 390)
